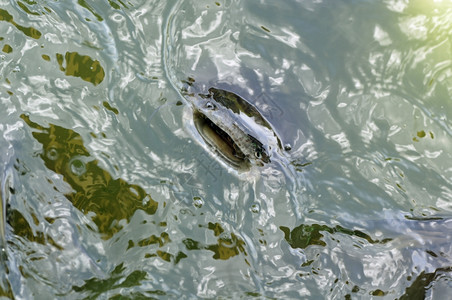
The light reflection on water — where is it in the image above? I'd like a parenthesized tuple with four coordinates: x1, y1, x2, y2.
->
(0, 0, 451, 298)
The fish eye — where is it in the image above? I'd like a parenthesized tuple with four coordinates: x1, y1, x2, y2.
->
(254, 151, 262, 159)
(205, 101, 216, 110)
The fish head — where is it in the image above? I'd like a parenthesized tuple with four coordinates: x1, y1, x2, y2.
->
(181, 79, 282, 170)
(192, 95, 273, 169)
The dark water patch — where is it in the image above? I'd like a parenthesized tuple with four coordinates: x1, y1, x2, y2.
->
(108, 0, 129, 10)
(110, 291, 165, 300)
(1, 44, 12, 53)
(103, 101, 119, 115)
(412, 130, 434, 142)
(371, 289, 387, 296)
(16, 0, 52, 16)
(399, 267, 452, 300)
(18, 1, 39, 16)
(17, 1, 39, 16)
(0, 8, 41, 39)
(142, 250, 187, 264)
(137, 232, 170, 248)
(7, 209, 64, 251)
(183, 222, 246, 260)
(0, 152, 14, 298)
(280, 223, 392, 250)
(20, 114, 158, 240)
(0, 277, 12, 299)
(125, 227, 187, 264)
(72, 263, 153, 298)
(260, 25, 270, 32)
(183, 233, 245, 260)
(77, 0, 103, 21)
(55, 52, 105, 86)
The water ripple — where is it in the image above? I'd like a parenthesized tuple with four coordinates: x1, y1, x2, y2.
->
(0, 0, 451, 298)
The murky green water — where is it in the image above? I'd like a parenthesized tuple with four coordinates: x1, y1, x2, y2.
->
(1, 0, 452, 298)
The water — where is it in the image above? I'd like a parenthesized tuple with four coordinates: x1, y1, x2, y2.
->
(1, 0, 451, 298)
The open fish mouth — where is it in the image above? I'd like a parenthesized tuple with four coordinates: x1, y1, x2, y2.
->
(181, 80, 280, 171)
(193, 110, 252, 171)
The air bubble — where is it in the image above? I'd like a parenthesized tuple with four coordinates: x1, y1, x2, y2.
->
(142, 195, 152, 206)
(219, 233, 236, 247)
(69, 157, 87, 176)
(250, 204, 260, 213)
(284, 144, 292, 151)
(46, 148, 59, 160)
(193, 196, 204, 208)
(205, 101, 215, 110)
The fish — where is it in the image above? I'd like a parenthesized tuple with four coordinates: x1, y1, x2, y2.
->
(181, 79, 284, 171)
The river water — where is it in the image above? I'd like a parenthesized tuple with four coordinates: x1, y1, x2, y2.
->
(1, 0, 451, 299)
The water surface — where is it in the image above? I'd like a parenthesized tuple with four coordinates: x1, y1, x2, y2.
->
(1, 0, 451, 298)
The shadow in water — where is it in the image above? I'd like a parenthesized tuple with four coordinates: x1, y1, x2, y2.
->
(281, 220, 452, 298)
(400, 267, 452, 300)
(7, 114, 249, 297)
(280, 223, 392, 250)
(19, 114, 158, 240)
(183, 222, 247, 260)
